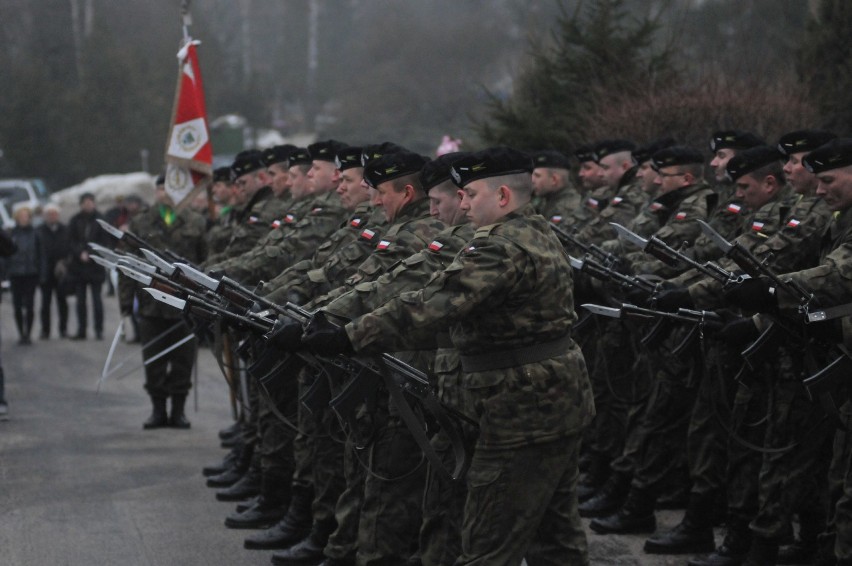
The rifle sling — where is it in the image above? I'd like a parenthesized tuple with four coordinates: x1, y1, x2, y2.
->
(808, 302, 852, 323)
(459, 335, 572, 372)
(378, 362, 470, 482)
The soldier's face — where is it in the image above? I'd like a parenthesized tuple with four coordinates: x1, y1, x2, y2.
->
(654, 166, 688, 194)
(597, 154, 629, 189)
(461, 179, 504, 227)
(375, 181, 411, 222)
(211, 181, 231, 204)
(429, 187, 465, 225)
(710, 149, 735, 182)
(531, 168, 555, 196)
(578, 161, 604, 191)
(636, 161, 657, 194)
(783, 152, 818, 195)
(307, 160, 338, 194)
(735, 174, 774, 210)
(288, 166, 311, 199)
(235, 172, 260, 195)
(337, 168, 370, 210)
(816, 166, 852, 211)
(267, 163, 290, 195)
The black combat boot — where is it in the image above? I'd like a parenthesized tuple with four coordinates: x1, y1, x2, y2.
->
(244, 484, 314, 550)
(169, 395, 191, 429)
(579, 471, 631, 518)
(143, 397, 169, 429)
(777, 509, 824, 565)
(207, 443, 253, 488)
(688, 518, 752, 566)
(216, 463, 262, 501)
(270, 519, 336, 565)
(742, 536, 778, 566)
(644, 492, 716, 554)
(202, 443, 242, 477)
(219, 421, 241, 440)
(225, 473, 290, 529)
(588, 486, 656, 534)
(577, 452, 611, 502)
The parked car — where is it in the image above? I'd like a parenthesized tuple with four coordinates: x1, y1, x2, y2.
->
(0, 178, 50, 214)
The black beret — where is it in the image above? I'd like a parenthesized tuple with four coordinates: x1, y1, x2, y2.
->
(154, 174, 165, 186)
(213, 166, 234, 183)
(361, 142, 408, 167)
(651, 146, 705, 171)
(420, 152, 470, 191)
(262, 144, 296, 166)
(363, 151, 429, 188)
(803, 138, 852, 174)
(633, 137, 676, 165)
(725, 145, 784, 181)
(449, 147, 533, 188)
(334, 146, 364, 171)
(231, 149, 266, 177)
(531, 150, 571, 170)
(288, 147, 312, 167)
(594, 139, 636, 162)
(709, 130, 765, 152)
(308, 139, 348, 163)
(574, 145, 597, 163)
(777, 130, 837, 157)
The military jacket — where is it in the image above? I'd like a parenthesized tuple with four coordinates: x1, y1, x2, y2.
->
(323, 224, 475, 320)
(628, 181, 716, 278)
(576, 178, 646, 249)
(119, 206, 207, 319)
(261, 204, 385, 304)
(202, 186, 278, 266)
(345, 204, 594, 448)
(215, 190, 347, 285)
(535, 185, 584, 231)
(207, 206, 238, 257)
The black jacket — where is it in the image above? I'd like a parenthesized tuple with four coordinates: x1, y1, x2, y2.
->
(67, 210, 111, 283)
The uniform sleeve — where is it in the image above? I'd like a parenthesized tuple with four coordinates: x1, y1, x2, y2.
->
(781, 243, 852, 310)
(345, 237, 522, 353)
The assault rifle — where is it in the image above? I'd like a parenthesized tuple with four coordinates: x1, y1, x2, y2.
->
(582, 302, 723, 356)
(96, 218, 194, 267)
(568, 256, 657, 295)
(610, 223, 740, 286)
(550, 223, 621, 268)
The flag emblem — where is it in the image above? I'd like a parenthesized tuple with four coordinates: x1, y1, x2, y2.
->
(726, 203, 742, 214)
(428, 241, 444, 251)
(787, 218, 800, 228)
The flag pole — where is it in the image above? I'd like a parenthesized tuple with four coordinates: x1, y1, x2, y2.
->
(181, 0, 192, 42)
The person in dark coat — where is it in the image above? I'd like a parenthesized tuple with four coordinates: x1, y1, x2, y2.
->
(67, 192, 111, 340)
(7, 204, 46, 345)
(37, 204, 70, 338)
(0, 228, 18, 418)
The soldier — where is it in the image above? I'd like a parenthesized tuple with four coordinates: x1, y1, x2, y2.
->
(118, 176, 207, 429)
(202, 149, 280, 267)
(589, 146, 717, 535)
(207, 166, 244, 257)
(530, 149, 582, 229)
(298, 147, 594, 565)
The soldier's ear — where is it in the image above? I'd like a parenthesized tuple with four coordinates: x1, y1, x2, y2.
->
(497, 185, 511, 206)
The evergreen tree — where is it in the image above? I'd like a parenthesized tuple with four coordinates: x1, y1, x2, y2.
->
(476, 0, 674, 152)
(797, 0, 852, 133)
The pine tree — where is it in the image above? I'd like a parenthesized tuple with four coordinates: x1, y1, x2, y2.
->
(476, 0, 674, 152)
(797, 0, 852, 132)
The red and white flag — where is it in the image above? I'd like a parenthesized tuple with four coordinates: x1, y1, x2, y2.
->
(163, 40, 212, 208)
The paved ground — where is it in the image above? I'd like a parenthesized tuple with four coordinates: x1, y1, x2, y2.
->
(0, 292, 706, 565)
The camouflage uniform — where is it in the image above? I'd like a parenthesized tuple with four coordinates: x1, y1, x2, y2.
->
(534, 183, 586, 232)
(214, 190, 347, 285)
(118, 205, 207, 398)
(207, 205, 239, 257)
(202, 185, 279, 267)
(346, 204, 595, 565)
(775, 207, 852, 561)
(322, 224, 475, 565)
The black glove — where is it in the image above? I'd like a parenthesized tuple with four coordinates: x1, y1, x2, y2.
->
(723, 277, 777, 313)
(653, 286, 695, 312)
(715, 316, 759, 346)
(301, 312, 352, 356)
(624, 285, 652, 307)
(265, 318, 304, 351)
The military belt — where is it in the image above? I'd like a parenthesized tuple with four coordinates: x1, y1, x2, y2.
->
(460, 334, 573, 372)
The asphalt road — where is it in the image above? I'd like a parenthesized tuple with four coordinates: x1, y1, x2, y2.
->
(0, 292, 704, 566)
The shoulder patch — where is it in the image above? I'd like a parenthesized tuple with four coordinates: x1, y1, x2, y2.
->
(786, 218, 800, 228)
(726, 203, 742, 214)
